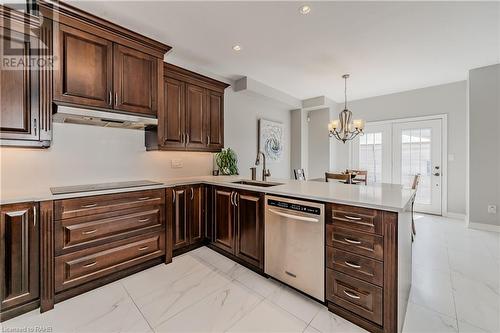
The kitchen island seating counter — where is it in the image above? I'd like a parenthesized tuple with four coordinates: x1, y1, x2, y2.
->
(1, 176, 415, 212)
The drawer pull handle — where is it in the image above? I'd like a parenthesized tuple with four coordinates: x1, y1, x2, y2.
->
(81, 203, 97, 208)
(344, 261, 361, 269)
(138, 197, 150, 201)
(344, 238, 362, 245)
(138, 218, 150, 223)
(82, 229, 97, 235)
(344, 215, 362, 221)
(83, 261, 97, 268)
(344, 290, 361, 300)
(138, 246, 149, 251)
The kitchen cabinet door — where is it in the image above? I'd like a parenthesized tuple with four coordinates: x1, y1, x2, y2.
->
(0, 202, 39, 312)
(113, 44, 158, 116)
(171, 187, 189, 250)
(206, 90, 224, 151)
(54, 24, 113, 109)
(1, 28, 39, 142)
(185, 84, 208, 150)
(188, 185, 204, 244)
(212, 187, 235, 254)
(161, 77, 185, 149)
(234, 190, 264, 269)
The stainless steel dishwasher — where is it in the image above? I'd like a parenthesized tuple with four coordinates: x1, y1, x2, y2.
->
(265, 195, 325, 301)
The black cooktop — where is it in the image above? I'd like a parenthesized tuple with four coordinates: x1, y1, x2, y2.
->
(50, 180, 164, 195)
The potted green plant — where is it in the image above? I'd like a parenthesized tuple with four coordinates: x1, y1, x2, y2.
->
(215, 148, 239, 175)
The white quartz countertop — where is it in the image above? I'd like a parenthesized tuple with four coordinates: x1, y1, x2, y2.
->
(1, 176, 415, 212)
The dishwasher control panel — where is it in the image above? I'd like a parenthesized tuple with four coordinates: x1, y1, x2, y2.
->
(267, 199, 321, 215)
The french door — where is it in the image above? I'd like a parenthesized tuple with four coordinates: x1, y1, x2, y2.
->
(393, 119, 442, 215)
(352, 118, 443, 215)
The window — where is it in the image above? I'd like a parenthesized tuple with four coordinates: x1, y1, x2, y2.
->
(401, 128, 432, 204)
(359, 132, 383, 183)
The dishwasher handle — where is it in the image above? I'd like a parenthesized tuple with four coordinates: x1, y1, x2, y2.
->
(267, 208, 319, 223)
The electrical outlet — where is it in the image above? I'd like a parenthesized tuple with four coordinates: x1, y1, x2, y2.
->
(488, 205, 497, 214)
(171, 159, 183, 169)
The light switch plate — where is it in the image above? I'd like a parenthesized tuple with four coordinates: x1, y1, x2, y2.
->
(171, 159, 183, 168)
(488, 205, 497, 214)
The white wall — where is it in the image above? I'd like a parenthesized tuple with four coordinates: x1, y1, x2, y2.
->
(307, 108, 330, 179)
(332, 81, 467, 215)
(0, 123, 214, 196)
(468, 64, 500, 229)
(0, 85, 293, 197)
(224, 88, 291, 179)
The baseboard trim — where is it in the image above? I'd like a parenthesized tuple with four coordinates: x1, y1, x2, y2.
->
(468, 222, 500, 233)
(443, 212, 466, 220)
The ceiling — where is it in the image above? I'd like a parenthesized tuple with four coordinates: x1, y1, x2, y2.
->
(69, 1, 499, 102)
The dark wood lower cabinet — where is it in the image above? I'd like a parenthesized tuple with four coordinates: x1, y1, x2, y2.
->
(2, 186, 408, 333)
(170, 185, 205, 255)
(211, 187, 264, 271)
(0, 202, 39, 321)
(234, 190, 264, 269)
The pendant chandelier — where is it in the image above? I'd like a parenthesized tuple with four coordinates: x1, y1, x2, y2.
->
(328, 74, 365, 143)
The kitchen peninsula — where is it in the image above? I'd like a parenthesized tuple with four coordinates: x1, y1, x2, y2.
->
(0, 177, 415, 333)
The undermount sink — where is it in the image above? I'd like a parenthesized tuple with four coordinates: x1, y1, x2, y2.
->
(231, 180, 283, 187)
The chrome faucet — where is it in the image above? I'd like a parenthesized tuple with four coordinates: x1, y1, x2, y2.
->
(255, 151, 271, 181)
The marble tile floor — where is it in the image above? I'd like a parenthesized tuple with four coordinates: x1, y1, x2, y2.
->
(2, 215, 498, 333)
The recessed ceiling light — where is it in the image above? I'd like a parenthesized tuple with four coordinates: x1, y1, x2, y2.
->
(299, 5, 311, 15)
(232, 45, 242, 51)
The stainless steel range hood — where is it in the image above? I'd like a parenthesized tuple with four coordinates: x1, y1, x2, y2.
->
(53, 105, 158, 130)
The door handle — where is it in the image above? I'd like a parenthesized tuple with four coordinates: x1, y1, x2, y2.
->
(108, 91, 112, 105)
(33, 205, 37, 227)
(234, 193, 238, 207)
(190, 187, 194, 200)
(172, 189, 176, 203)
(33, 119, 37, 136)
(186, 133, 190, 146)
(207, 135, 210, 145)
(115, 92, 118, 106)
(267, 209, 319, 223)
(433, 172, 440, 176)
(82, 229, 97, 235)
(230, 192, 234, 206)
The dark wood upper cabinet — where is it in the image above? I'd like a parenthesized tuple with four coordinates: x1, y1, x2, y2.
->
(185, 84, 207, 149)
(148, 63, 229, 152)
(38, 0, 170, 117)
(234, 191, 264, 269)
(162, 77, 185, 149)
(0, 202, 39, 315)
(207, 90, 224, 151)
(54, 24, 113, 109)
(0, 7, 52, 148)
(212, 187, 235, 254)
(113, 44, 158, 115)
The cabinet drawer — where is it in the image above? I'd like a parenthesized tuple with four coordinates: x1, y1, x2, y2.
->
(327, 247, 383, 287)
(55, 189, 165, 220)
(326, 270, 383, 325)
(327, 204, 382, 235)
(326, 225, 383, 260)
(55, 232, 164, 292)
(55, 206, 164, 253)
